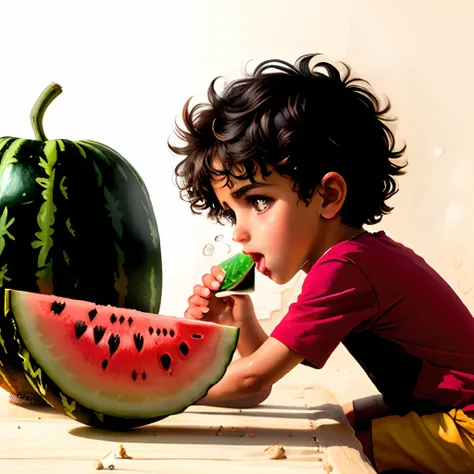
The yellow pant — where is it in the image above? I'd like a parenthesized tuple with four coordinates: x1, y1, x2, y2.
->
(372, 409, 474, 473)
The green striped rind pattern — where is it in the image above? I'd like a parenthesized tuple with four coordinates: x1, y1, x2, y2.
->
(32, 140, 59, 293)
(77, 139, 162, 313)
(0, 135, 162, 395)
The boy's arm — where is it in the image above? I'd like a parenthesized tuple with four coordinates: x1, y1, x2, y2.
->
(197, 336, 304, 405)
(235, 302, 269, 357)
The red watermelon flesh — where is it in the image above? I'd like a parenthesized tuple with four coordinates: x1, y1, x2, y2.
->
(5, 289, 238, 421)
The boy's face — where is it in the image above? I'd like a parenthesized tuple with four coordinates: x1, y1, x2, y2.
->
(211, 166, 328, 285)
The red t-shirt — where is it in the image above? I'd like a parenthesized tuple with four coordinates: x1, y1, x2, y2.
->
(271, 231, 474, 415)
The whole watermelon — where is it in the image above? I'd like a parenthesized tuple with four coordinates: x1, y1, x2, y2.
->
(0, 82, 162, 400)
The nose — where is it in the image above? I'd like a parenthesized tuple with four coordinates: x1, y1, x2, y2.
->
(232, 220, 250, 244)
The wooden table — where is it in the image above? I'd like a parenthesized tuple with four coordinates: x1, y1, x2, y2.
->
(0, 364, 376, 473)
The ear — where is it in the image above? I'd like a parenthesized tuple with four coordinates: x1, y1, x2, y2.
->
(317, 172, 347, 220)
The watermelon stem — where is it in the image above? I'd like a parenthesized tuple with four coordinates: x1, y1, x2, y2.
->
(30, 82, 63, 141)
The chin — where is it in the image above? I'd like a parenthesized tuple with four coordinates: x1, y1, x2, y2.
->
(269, 272, 294, 286)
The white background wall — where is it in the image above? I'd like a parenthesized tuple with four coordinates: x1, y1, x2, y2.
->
(1, 0, 473, 319)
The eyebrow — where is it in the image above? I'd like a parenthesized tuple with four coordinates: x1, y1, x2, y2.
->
(231, 183, 270, 199)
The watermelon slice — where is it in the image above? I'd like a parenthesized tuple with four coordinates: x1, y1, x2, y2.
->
(2, 289, 239, 430)
(216, 253, 255, 297)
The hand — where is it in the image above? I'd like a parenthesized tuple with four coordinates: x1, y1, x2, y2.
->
(185, 265, 256, 328)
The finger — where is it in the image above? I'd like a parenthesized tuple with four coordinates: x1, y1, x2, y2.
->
(188, 294, 211, 308)
(202, 273, 221, 292)
(184, 305, 209, 320)
(211, 265, 226, 283)
(193, 284, 212, 299)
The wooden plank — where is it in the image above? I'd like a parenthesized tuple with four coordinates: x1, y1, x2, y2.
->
(0, 365, 375, 473)
(305, 387, 377, 474)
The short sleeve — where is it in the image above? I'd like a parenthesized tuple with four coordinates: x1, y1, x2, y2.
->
(270, 258, 378, 368)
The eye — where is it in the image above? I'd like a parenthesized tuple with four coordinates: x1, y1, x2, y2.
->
(247, 196, 273, 214)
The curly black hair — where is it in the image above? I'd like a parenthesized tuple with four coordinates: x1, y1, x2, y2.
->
(169, 53, 407, 228)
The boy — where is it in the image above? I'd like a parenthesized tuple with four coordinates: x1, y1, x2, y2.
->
(169, 54, 474, 473)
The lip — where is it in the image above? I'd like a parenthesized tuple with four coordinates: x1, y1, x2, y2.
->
(244, 252, 270, 277)
(243, 252, 262, 262)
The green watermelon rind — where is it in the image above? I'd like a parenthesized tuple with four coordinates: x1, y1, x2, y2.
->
(218, 253, 255, 291)
(0, 135, 163, 401)
(15, 337, 239, 430)
(6, 289, 239, 427)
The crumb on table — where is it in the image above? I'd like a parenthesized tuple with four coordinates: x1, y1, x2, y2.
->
(264, 444, 287, 460)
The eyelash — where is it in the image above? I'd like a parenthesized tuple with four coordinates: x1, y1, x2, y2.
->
(221, 195, 274, 225)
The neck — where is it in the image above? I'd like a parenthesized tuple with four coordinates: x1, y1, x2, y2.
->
(302, 223, 366, 273)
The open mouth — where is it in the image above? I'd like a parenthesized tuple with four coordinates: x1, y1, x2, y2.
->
(245, 253, 270, 276)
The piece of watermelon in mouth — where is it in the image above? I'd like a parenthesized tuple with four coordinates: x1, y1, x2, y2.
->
(215, 253, 256, 298)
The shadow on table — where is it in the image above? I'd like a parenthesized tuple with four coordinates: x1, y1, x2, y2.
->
(7, 403, 57, 414)
(69, 423, 317, 447)
(68, 402, 333, 447)
(68, 401, 352, 452)
(187, 408, 319, 419)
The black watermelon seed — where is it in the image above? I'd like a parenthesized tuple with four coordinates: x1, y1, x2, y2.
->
(156, 328, 161, 336)
(160, 354, 172, 371)
(108, 334, 120, 357)
(142, 372, 147, 380)
(132, 370, 137, 381)
(88, 309, 98, 322)
(128, 317, 133, 326)
(102, 359, 108, 370)
(110, 314, 117, 324)
(169, 329, 175, 337)
(133, 333, 144, 352)
(148, 327, 154, 335)
(179, 342, 189, 356)
(51, 301, 66, 315)
(74, 320, 88, 339)
(163, 329, 168, 336)
(119, 315, 125, 324)
(93, 326, 106, 345)
(192, 334, 202, 339)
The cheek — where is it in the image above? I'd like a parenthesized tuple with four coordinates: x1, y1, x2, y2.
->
(269, 206, 316, 254)
(257, 209, 295, 246)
